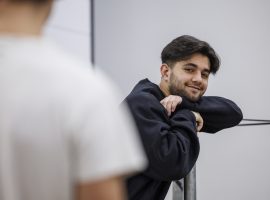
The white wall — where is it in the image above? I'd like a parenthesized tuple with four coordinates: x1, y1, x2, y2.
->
(95, 1, 270, 200)
(44, 0, 90, 62)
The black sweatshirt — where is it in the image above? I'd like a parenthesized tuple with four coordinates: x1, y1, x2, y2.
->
(124, 79, 243, 200)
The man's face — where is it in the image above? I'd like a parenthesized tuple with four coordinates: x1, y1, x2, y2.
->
(168, 53, 210, 102)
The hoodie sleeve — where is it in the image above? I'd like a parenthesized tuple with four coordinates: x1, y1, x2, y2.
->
(125, 93, 200, 181)
(179, 96, 243, 133)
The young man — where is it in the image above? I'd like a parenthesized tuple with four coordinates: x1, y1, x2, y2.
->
(0, 0, 146, 200)
(123, 35, 243, 200)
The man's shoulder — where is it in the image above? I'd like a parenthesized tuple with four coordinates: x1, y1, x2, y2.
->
(126, 90, 159, 104)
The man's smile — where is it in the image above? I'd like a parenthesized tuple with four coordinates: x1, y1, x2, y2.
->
(187, 85, 201, 91)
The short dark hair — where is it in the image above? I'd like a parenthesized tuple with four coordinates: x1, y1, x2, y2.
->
(161, 35, 220, 74)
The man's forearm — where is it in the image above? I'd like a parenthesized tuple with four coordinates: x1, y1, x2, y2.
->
(179, 96, 243, 133)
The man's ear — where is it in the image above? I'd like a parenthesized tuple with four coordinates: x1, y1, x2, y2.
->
(160, 63, 171, 81)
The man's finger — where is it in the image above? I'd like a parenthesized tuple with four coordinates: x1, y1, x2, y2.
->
(171, 100, 177, 112)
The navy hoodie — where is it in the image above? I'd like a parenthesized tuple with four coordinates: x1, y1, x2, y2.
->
(124, 79, 243, 200)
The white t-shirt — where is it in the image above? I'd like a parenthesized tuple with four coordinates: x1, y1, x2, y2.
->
(0, 36, 146, 200)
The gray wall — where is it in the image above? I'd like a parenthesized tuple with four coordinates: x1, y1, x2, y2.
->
(45, 0, 90, 62)
(95, 1, 270, 200)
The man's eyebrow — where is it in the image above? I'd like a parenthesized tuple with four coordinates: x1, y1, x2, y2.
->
(183, 63, 198, 68)
(183, 63, 210, 73)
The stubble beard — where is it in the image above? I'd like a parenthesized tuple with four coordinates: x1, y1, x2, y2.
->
(168, 73, 203, 102)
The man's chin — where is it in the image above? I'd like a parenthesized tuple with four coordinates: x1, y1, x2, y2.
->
(171, 90, 201, 102)
(185, 94, 201, 102)
(184, 90, 202, 102)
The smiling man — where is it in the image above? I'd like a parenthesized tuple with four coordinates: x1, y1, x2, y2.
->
(123, 35, 243, 200)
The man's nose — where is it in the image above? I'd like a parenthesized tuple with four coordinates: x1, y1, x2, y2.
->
(191, 72, 202, 82)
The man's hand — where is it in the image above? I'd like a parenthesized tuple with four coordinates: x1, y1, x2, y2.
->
(191, 111, 203, 132)
(160, 95, 182, 116)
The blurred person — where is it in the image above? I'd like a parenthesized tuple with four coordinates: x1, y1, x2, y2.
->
(123, 35, 243, 200)
(0, 0, 146, 200)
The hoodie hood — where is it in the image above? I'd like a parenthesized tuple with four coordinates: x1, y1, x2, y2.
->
(129, 79, 165, 101)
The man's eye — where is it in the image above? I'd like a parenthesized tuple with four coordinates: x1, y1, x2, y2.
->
(185, 68, 193, 72)
(202, 73, 209, 79)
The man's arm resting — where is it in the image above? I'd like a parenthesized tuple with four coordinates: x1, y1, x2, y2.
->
(179, 96, 243, 133)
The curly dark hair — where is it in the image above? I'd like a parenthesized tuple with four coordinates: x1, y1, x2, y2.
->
(161, 35, 220, 74)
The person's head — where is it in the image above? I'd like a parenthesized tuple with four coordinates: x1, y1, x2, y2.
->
(0, 0, 53, 35)
(159, 35, 220, 102)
